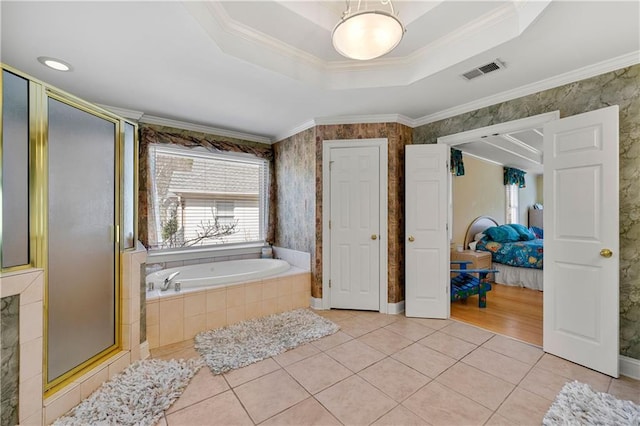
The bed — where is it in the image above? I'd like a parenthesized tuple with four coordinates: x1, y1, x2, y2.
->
(463, 216, 544, 291)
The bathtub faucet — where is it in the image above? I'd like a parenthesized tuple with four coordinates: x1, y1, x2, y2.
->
(162, 271, 180, 291)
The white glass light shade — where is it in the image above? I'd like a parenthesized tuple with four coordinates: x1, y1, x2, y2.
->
(332, 10, 404, 60)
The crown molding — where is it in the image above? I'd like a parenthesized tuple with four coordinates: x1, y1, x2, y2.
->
(96, 104, 144, 121)
(414, 50, 640, 127)
(139, 115, 272, 145)
(314, 113, 414, 127)
(274, 120, 317, 143)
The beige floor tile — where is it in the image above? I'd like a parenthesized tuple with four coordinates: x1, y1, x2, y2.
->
(608, 375, 640, 404)
(383, 318, 436, 341)
(358, 328, 414, 355)
(165, 390, 252, 426)
(496, 387, 552, 425)
(359, 358, 431, 402)
(153, 346, 200, 361)
(518, 365, 573, 401)
(274, 343, 321, 367)
(402, 381, 492, 426)
(354, 312, 401, 328)
(336, 317, 380, 337)
(234, 370, 310, 424)
(462, 347, 532, 384)
(166, 368, 229, 414)
(435, 362, 514, 410)
(372, 405, 429, 426)
(261, 397, 341, 426)
(440, 321, 494, 345)
(316, 375, 397, 425)
(285, 353, 352, 394)
(325, 339, 386, 372)
(535, 353, 612, 392)
(150, 339, 194, 358)
(405, 317, 452, 330)
(418, 331, 477, 360)
(223, 358, 281, 388)
(391, 343, 457, 378)
(482, 334, 543, 365)
(311, 331, 353, 351)
(484, 413, 515, 426)
(316, 309, 356, 321)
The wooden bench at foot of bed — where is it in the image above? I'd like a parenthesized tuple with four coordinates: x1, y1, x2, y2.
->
(450, 261, 499, 308)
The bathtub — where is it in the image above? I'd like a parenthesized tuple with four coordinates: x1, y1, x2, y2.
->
(146, 258, 291, 294)
(145, 257, 311, 348)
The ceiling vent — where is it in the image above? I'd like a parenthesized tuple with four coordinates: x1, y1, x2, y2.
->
(462, 59, 505, 81)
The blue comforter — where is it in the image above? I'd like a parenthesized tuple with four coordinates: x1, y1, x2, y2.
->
(475, 238, 543, 269)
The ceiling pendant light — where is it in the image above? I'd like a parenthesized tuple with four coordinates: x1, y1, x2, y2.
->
(332, 0, 405, 61)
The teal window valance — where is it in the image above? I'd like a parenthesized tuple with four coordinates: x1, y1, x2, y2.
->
(451, 148, 465, 176)
(504, 167, 526, 188)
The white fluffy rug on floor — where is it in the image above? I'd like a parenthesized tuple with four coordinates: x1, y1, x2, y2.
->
(53, 358, 202, 426)
(543, 380, 640, 426)
(195, 308, 339, 374)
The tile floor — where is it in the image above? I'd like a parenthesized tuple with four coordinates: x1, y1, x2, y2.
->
(150, 310, 640, 426)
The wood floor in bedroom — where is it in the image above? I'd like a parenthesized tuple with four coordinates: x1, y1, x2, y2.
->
(451, 283, 543, 346)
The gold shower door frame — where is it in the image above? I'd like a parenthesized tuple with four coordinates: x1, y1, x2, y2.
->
(1, 64, 139, 396)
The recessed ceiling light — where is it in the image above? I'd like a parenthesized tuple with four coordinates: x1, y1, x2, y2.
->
(37, 56, 72, 72)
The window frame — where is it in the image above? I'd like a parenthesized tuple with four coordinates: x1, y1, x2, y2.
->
(147, 144, 269, 254)
(506, 183, 519, 224)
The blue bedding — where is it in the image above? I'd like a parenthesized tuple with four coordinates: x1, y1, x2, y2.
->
(475, 237, 543, 269)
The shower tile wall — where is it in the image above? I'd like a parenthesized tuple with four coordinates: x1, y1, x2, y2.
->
(1, 295, 19, 426)
(413, 64, 640, 360)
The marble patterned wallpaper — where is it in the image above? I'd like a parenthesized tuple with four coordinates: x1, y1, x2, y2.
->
(414, 64, 640, 360)
(274, 123, 412, 302)
(273, 127, 316, 278)
(1, 295, 19, 426)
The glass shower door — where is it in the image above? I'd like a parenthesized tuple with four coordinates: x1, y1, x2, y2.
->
(47, 97, 118, 384)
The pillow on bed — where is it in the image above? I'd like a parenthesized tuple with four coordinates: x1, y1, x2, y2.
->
(484, 225, 520, 243)
(529, 226, 543, 239)
(507, 223, 536, 241)
(474, 232, 486, 241)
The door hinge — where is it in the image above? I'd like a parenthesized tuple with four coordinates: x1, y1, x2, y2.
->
(329, 279, 332, 288)
(329, 160, 334, 171)
(446, 160, 449, 171)
(329, 220, 331, 230)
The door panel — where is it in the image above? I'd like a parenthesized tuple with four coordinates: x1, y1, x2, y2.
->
(543, 105, 619, 377)
(47, 98, 117, 383)
(405, 144, 449, 318)
(330, 146, 380, 310)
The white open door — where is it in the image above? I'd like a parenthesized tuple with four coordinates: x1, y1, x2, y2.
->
(329, 145, 381, 311)
(543, 105, 619, 377)
(405, 144, 450, 318)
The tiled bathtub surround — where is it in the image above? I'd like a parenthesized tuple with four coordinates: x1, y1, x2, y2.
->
(146, 268, 311, 349)
(413, 64, 640, 361)
(0, 269, 44, 425)
(1, 295, 19, 426)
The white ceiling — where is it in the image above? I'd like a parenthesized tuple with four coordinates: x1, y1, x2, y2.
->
(1, 1, 639, 143)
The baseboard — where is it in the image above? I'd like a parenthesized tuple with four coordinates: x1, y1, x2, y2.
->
(387, 300, 405, 315)
(310, 297, 324, 310)
(619, 355, 640, 380)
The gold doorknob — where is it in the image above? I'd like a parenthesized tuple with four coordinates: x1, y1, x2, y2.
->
(600, 248, 613, 258)
(371, 234, 377, 240)
(408, 236, 415, 242)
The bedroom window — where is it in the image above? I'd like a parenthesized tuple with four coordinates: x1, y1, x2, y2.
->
(148, 144, 269, 250)
(506, 184, 519, 224)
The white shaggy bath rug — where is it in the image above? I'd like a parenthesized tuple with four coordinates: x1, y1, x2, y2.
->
(53, 358, 202, 426)
(195, 308, 339, 374)
(543, 380, 640, 426)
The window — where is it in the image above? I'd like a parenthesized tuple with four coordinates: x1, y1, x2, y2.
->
(148, 144, 268, 250)
(506, 184, 519, 224)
